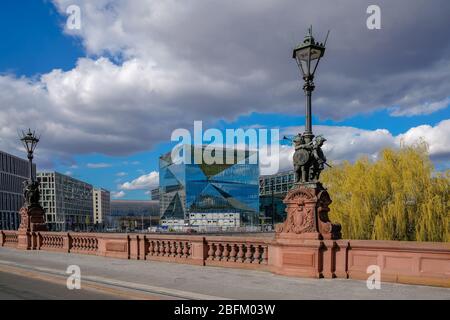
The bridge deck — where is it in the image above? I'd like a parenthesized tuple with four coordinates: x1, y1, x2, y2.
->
(0, 247, 449, 300)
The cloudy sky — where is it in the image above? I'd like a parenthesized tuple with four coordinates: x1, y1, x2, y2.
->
(0, 0, 448, 199)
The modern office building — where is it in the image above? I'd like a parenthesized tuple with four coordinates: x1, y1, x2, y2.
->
(159, 145, 259, 228)
(151, 188, 160, 201)
(37, 172, 93, 231)
(0, 150, 34, 230)
(259, 170, 295, 224)
(93, 188, 111, 225)
(109, 200, 160, 231)
(189, 212, 240, 228)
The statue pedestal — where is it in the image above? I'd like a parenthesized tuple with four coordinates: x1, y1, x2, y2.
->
(17, 205, 47, 250)
(276, 183, 341, 240)
(270, 184, 341, 278)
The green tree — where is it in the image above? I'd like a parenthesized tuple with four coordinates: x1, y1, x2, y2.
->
(321, 142, 449, 241)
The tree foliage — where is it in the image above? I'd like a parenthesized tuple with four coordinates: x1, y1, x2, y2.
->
(321, 142, 449, 241)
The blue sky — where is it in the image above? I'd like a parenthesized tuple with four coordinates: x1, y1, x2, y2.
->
(0, 0, 449, 200)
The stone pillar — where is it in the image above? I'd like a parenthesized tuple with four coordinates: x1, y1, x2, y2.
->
(17, 205, 48, 250)
(271, 183, 341, 278)
(334, 240, 349, 279)
(63, 233, 71, 253)
(190, 237, 207, 265)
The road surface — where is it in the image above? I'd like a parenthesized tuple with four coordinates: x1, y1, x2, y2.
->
(0, 271, 121, 300)
(0, 247, 449, 300)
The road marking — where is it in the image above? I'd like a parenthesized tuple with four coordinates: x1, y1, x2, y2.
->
(0, 260, 228, 300)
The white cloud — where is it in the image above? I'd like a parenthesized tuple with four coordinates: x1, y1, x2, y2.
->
(390, 97, 450, 117)
(396, 119, 450, 160)
(116, 171, 128, 177)
(111, 190, 126, 199)
(87, 162, 112, 168)
(0, 0, 449, 169)
(275, 120, 450, 173)
(120, 171, 159, 190)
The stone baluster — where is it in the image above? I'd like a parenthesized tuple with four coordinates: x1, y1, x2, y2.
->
(154, 241, 160, 256)
(245, 244, 253, 263)
(261, 246, 268, 265)
(236, 244, 245, 263)
(229, 243, 237, 262)
(157, 241, 163, 256)
(156, 241, 162, 256)
(222, 243, 230, 262)
(214, 243, 223, 261)
(170, 241, 177, 257)
(176, 241, 182, 257)
(207, 242, 215, 261)
(252, 245, 261, 264)
(182, 241, 189, 258)
(148, 240, 154, 256)
(164, 241, 171, 257)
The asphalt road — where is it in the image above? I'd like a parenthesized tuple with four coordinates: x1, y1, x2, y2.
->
(0, 271, 121, 300)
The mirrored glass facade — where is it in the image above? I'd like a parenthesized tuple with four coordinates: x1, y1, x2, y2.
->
(159, 145, 259, 226)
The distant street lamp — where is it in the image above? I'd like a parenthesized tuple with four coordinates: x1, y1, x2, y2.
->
(292, 27, 328, 144)
(20, 129, 40, 182)
(271, 179, 275, 228)
(17, 128, 47, 239)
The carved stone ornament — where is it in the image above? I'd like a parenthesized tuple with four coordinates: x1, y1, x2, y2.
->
(276, 184, 341, 240)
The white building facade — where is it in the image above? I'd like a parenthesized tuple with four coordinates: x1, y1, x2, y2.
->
(37, 172, 93, 231)
(93, 188, 110, 224)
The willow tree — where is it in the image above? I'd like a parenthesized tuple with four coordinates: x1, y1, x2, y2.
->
(321, 142, 449, 241)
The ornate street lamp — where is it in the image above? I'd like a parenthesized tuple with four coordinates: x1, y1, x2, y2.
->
(20, 129, 40, 182)
(275, 27, 341, 241)
(292, 27, 328, 143)
(17, 129, 47, 244)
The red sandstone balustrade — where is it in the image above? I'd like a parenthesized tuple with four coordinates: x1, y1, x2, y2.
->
(1, 230, 19, 247)
(141, 234, 202, 264)
(70, 234, 98, 254)
(1, 230, 449, 287)
(204, 236, 270, 268)
(39, 232, 65, 250)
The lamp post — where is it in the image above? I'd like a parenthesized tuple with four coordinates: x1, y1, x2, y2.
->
(276, 27, 341, 240)
(292, 27, 328, 144)
(20, 129, 40, 182)
(17, 129, 47, 247)
(271, 179, 275, 228)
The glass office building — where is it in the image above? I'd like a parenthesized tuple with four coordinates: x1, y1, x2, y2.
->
(0, 150, 34, 230)
(259, 170, 295, 224)
(108, 200, 160, 231)
(37, 172, 93, 231)
(159, 145, 259, 227)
